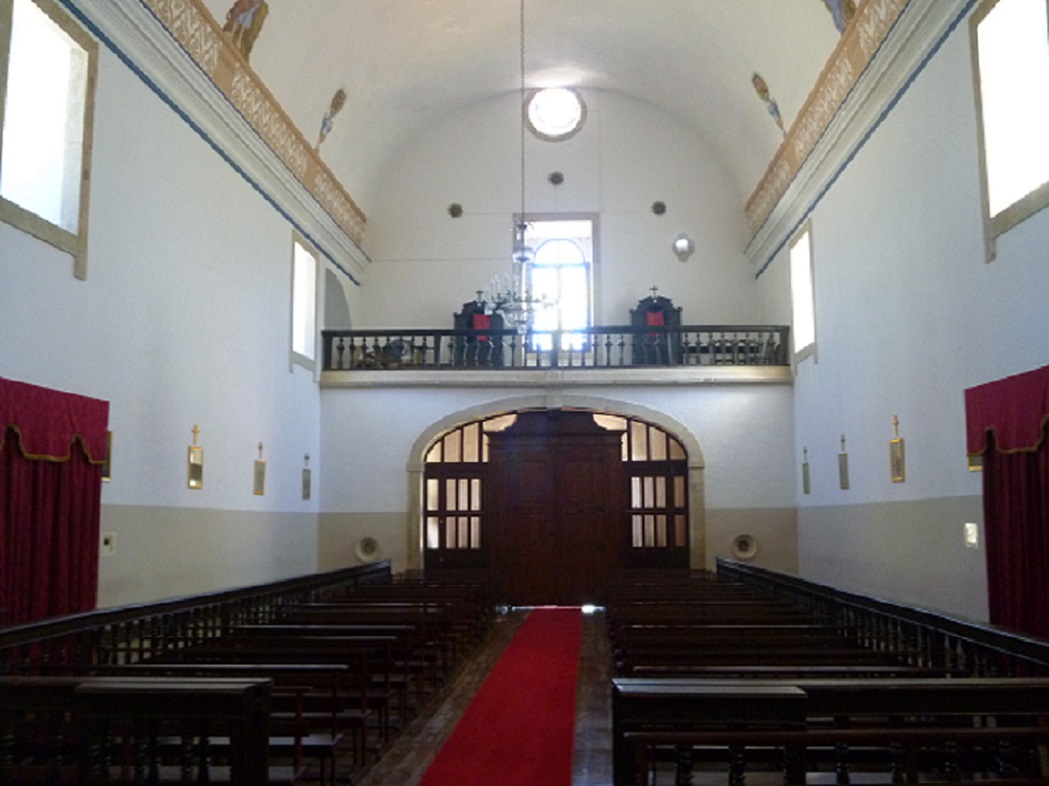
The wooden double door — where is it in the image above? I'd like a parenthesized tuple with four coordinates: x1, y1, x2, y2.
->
(486, 410, 626, 605)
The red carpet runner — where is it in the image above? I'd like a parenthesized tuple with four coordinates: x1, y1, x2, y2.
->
(419, 607, 583, 786)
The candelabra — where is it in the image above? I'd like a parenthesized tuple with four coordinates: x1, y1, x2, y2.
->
(476, 0, 555, 335)
(479, 220, 553, 334)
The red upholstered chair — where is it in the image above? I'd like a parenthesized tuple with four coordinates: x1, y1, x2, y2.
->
(453, 301, 504, 366)
(472, 313, 491, 342)
(630, 294, 681, 365)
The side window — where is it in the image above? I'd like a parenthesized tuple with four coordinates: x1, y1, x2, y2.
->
(0, 0, 96, 279)
(789, 223, 816, 363)
(291, 236, 318, 369)
(972, 0, 1049, 249)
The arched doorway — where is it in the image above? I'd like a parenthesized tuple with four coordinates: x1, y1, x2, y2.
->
(420, 407, 692, 604)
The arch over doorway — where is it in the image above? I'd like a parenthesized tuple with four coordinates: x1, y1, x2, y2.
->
(404, 394, 706, 577)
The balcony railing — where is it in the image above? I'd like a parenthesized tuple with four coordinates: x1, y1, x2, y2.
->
(322, 325, 790, 371)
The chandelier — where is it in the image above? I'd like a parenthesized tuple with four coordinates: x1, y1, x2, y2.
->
(480, 0, 551, 335)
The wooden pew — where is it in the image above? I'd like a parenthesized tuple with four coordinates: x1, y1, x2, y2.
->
(0, 675, 285, 785)
(275, 604, 459, 696)
(625, 726, 1049, 785)
(227, 624, 428, 718)
(612, 676, 1049, 786)
(88, 663, 352, 782)
(171, 634, 404, 745)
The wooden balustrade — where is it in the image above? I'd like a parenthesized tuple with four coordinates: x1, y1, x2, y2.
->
(0, 561, 392, 675)
(608, 565, 1049, 785)
(716, 559, 1049, 676)
(321, 325, 790, 371)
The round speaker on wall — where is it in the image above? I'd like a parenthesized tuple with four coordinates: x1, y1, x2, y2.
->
(731, 533, 758, 561)
(354, 536, 381, 563)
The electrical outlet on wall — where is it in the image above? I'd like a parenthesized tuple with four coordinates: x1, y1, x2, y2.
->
(964, 522, 979, 549)
(101, 531, 117, 556)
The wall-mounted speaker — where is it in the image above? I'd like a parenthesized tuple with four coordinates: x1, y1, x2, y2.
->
(354, 536, 381, 563)
(731, 533, 758, 561)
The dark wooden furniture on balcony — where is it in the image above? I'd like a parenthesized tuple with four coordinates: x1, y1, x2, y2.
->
(630, 294, 682, 366)
(452, 300, 505, 367)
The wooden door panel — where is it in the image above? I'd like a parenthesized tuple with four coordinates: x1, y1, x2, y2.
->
(488, 411, 626, 605)
(503, 457, 553, 510)
(559, 457, 607, 510)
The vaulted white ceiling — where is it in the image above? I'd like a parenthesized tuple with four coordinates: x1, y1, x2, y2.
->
(202, 1, 845, 211)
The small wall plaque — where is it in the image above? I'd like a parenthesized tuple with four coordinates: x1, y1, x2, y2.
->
(253, 442, 266, 496)
(188, 425, 204, 489)
(102, 431, 113, 482)
(838, 434, 849, 490)
(890, 416, 905, 483)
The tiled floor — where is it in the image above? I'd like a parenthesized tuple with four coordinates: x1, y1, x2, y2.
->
(351, 608, 613, 786)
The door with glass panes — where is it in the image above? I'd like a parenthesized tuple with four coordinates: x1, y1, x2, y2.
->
(422, 410, 689, 595)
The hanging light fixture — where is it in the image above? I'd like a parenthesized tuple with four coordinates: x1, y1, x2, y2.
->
(482, 0, 550, 334)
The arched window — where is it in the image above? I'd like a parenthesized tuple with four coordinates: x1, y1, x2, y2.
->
(519, 216, 594, 351)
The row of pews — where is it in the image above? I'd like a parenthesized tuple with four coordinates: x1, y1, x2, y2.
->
(0, 563, 493, 785)
(607, 567, 1049, 786)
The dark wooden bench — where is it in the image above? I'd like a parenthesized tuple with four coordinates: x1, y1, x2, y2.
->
(227, 624, 431, 715)
(0, 675, 287, 785)
(276, 604, 460, 694)
(88, 663, 352, 781)
(625, 726, 1049, 785)
(170, 634, 404, 745)
(612, 676, 1049, 786)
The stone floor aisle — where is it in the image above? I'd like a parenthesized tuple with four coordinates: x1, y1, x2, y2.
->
(350, 608, 613, 786)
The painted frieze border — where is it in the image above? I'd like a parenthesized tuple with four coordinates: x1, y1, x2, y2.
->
(746, 0, 908, 236)
(143, 0, 366, 247)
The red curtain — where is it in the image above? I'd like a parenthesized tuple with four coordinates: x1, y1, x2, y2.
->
(965, 365, 1049, 637)
(0, 378, 109, 627)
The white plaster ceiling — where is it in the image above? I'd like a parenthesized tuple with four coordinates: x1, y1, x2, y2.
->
(203, 1, 843, 212)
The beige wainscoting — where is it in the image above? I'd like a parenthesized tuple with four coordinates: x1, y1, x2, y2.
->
(97, 504, 318, 608)
(704, 507, 799, 575)
(318, 512, 409, 573)
(797, 496, 989, 622)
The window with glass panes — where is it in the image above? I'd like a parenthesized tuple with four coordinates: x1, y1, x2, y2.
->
(594, 413, 690, 566)
(423, 414, 516, 561)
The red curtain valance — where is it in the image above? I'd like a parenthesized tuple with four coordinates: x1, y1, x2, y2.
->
(965, 364, 1049, 455)
(0, 377, 110, 462)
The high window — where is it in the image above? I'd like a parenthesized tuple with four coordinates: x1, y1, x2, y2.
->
(291, 236, 318, 368)
(972, 0, 1049, 246)
(521, 216, 595, 350)
(0, 0, 96, 279)
(789, 223, 816, 362)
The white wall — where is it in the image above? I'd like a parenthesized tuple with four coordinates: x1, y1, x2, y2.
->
(1, 46, 330, 606)
(756, 22, 1049, 621)
(315, 88, 798, 577)
(359, 89, 760, 329)
(319, 383, 797, 573)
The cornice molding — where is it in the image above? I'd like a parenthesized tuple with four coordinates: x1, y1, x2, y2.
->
(59, 0, 370, 282)
(746, 0, 976, 273)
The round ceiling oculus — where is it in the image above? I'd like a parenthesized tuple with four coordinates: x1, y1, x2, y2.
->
(525, 88, 586, 141)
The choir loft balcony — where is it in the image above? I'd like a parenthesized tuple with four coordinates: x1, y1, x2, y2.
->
(320, 323, 792, 389)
